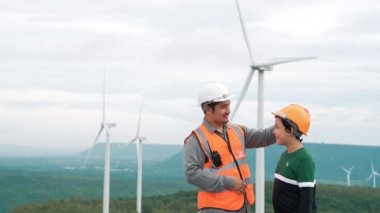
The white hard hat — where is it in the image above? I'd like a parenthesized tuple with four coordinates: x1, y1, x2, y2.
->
(198, 81, 235, 106)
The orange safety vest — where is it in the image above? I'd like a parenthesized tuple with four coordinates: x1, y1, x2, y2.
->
(193, 124, 255, 211)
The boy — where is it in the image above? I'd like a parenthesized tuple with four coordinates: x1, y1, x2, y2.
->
(272, 104, 317, 213)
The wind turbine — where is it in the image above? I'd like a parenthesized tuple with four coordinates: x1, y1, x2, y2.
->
(82, 62, 116, 213)
(128, 99, 146, 213)
(341, 165, 354, 187)
(232, 1, 316, 212)
(367, 160, 380, 188)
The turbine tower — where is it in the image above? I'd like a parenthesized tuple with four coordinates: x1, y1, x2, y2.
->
(128, 99, 146, 213)
(82, 62, 116, 213)
(341, 165, 354, 187)
(232, 1, 316, 212)
(367, 160, 380, 188)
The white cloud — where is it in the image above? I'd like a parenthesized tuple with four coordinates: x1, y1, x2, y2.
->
(32, 18, 150, 34)
(0, 0, 379, 148)
(261, 5, 339, 37)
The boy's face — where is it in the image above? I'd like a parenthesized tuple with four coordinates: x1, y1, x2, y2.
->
(206, 100, 231, 125)
(273, 117, 292, 145)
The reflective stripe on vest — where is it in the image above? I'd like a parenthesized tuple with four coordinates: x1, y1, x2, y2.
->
(193, 124, 255, 211)
(203, 158, 248, 174)
(199, 177, 253, 192)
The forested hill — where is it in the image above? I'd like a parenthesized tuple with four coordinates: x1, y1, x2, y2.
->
(1, 142, 379, 184)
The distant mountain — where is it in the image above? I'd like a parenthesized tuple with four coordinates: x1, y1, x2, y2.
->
(2, 142, 380, 186)
(0, 143, 182, 160)
(301, 143, 380, 184)
(0, 144, 83, 157)
(0, 144, 183, 172)
(154, 142, 380, 185)
(78, 143, 182, 161)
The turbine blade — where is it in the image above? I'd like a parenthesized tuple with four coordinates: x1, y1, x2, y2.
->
(128, 137, 138, 144)
(253, 57, 317, 69)
(341, 166, 349, 173)
(82, 126, 104, 168)
(230, 69, 255, 121)
(371, 159, 375, 172)
(136, 98, 145, 137)
(235, 0, 254, 65)
(367, 173, 374, 182)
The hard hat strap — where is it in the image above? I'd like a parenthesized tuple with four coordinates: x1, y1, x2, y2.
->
(282, 117, 303, 142)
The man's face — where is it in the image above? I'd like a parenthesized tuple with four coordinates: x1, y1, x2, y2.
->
(206, 100, 231, 125)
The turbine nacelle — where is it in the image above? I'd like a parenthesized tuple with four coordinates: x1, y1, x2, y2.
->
(108, 123, 117, 128)
(128, 136, 146, 144)
(251, 65, 273, 71)
(102, 122, 117, 128)
(341, 165, 354, 174)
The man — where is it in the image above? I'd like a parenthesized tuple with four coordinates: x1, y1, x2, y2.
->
(183, 81, 276, 213)
(272, 104, 317, 213)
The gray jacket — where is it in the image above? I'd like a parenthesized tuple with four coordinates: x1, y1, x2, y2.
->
(183, 118, 276, 192)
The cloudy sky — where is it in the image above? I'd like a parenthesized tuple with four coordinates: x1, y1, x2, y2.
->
(0, 0, 379, 149)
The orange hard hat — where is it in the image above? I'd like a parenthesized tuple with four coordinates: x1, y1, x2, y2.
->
(272, 104, 310, 135)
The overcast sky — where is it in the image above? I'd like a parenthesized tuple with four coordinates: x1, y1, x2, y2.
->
(0, 0, 379, 149)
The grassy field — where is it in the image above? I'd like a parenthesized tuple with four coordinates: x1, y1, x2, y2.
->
(0, 169, 193, 213)
(10, 182, 380, 213)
